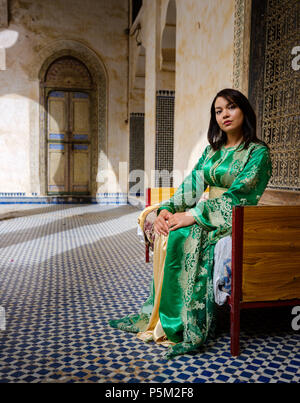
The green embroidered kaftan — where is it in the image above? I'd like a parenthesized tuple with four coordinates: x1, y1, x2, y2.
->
(109, 142, 272, 358)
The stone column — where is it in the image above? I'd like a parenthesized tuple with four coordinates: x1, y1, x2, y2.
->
(0, 0, 8, 28)
(0, 0, 8, 70)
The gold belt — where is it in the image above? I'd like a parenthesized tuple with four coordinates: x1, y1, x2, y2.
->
(209, 186, 227, 199)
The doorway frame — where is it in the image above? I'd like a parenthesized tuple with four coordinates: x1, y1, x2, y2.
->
(45, 87, 93, 196)
(38, 43, 108, 198)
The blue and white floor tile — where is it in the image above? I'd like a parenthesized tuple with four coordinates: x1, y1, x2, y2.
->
(0, 204, 299, 383)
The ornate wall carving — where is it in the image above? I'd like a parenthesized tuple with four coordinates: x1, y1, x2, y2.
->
(45, 57, 93, 89)
(249, 0, 300, 191)
(233, 0, 252, 94)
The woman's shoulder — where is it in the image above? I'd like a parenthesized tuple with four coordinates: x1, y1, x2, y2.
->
(200, 141, 269, 159)
(246, 141, 271, 166)
(198, 144, 213, 159)
(203, 143, 215, 159)
(247, 141, 270, 155)
(194, 144, 214, 168)
(249, 140, 269, 150)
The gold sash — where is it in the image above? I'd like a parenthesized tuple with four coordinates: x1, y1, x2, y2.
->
(137, 234, 175, 346)
(209, 186, 227, 199)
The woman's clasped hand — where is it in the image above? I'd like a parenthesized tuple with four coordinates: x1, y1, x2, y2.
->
(154, 209, 196, 235)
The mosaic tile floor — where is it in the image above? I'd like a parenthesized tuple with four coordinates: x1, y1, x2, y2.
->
(0, 204, 299, 383)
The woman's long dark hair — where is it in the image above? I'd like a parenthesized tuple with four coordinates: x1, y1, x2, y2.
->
(208, 88, 267, 150)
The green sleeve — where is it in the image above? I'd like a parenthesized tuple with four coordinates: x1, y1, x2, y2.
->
(157, 145, 210, 215)
(189, 145, 272, 243)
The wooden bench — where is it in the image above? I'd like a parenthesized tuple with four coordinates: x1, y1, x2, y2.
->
(143, 188, 300, 356)
(230, 205, 300, 356)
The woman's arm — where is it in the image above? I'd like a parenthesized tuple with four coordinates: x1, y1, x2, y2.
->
(189, 144, 272, 243)
(157, 145, 210, 215)
(154, 145, 211, 235)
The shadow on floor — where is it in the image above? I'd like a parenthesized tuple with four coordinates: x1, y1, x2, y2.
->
(0, 205, 140, 249)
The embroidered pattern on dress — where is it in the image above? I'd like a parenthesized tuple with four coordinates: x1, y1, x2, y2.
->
(168, 225, 215, 356)
(209, 149, 229, 185)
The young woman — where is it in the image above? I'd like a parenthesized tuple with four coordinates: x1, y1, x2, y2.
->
(109, 88, 272, 359)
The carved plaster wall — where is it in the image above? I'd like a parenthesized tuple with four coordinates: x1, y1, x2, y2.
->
(233, 0, 252, 95)
(249, 0, 300, 192)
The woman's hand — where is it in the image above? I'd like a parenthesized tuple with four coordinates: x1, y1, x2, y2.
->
(154, 209, 173, 236)
(168, 212, 196, 231)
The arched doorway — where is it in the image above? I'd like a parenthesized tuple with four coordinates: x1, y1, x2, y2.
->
(37, 42, 108, 199)
(43, 56, 94, 195)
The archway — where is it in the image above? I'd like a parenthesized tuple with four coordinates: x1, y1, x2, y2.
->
(42, 56, 94, 195)
(37, 41, 108, 197)
(160, 0, 176, 72)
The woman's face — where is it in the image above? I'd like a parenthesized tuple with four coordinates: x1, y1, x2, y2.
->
(214, 96, 244, 135)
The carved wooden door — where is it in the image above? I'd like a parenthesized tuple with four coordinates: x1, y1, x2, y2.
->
(47, 90, 91, 195)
